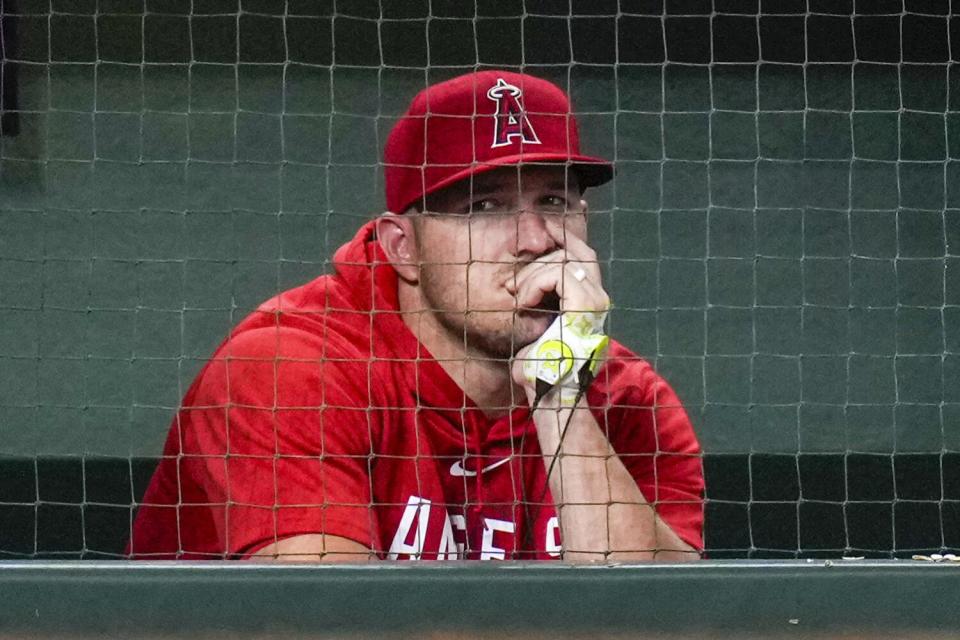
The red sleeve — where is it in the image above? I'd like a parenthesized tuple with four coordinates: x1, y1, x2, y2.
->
(591, 351, 705, 552)
(178, 326, 380, 557)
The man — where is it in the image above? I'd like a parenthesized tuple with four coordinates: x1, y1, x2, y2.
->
(129, 71, 704, 562)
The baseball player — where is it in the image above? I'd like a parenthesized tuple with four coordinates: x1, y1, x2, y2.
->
(128, 71, 704, 562)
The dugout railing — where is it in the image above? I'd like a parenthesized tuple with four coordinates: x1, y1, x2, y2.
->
(0, 560, 957, 638)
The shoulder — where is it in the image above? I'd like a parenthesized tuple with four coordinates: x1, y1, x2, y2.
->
(594, 340, 667, 402)
(185, 296, 376, 411)
(255, 271, 361, 317)
(590, 340, 700, 450)
(217, 272, 376, 362)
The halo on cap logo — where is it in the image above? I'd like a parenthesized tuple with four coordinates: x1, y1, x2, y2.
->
(486, 78, 541, 149)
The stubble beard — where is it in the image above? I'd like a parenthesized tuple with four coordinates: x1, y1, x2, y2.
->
(419, 266, 548, 360)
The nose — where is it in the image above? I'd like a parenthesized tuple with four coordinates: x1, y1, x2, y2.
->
(513, 209, 556, 256)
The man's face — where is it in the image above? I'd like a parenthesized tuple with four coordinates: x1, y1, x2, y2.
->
(410, 164, 588, 359)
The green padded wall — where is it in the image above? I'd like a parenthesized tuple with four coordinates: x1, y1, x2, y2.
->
(1, 2, 957, 460)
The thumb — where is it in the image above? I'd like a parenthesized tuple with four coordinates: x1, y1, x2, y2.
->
(511, 343, 537, 404)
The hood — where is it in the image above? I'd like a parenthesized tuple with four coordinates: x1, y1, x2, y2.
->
(331, 219, 401, 315)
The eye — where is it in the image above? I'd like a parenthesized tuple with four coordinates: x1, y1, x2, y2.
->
(540, 194, 575, 213)
(467, 198, 505, 214)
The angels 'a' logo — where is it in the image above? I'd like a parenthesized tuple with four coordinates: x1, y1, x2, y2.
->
(486, 78, 541, 148)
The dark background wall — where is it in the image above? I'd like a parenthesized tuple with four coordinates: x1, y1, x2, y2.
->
(1, 0, 958, 557)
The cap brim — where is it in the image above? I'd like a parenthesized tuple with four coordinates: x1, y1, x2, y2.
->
(401, 153, 614, 213)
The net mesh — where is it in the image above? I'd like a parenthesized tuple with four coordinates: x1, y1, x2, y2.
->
(0, 0, 957, 559)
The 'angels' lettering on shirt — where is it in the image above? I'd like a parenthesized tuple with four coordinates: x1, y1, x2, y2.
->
(386, 495, 561, 560)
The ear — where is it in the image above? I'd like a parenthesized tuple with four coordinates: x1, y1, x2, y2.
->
(375, 212, 419, 284)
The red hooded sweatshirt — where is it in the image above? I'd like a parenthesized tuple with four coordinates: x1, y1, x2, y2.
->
(128, 222, 704, 560)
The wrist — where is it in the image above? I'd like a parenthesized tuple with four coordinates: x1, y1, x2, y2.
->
(530, 402, 608, 459)
(519, 312, 610, 408)
(530, 390, 584, 412)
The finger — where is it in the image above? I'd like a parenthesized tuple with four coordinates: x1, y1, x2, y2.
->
(508, 250, 566, 294)
(514, 247, 600, 289)
(543, 218, 600, 267)
(541, 224, 602, 288)
(562, 260, 601, 289)
(513, 263, 562, 310)
(515, 262, 605, 311)
(513, 256, 604, 307)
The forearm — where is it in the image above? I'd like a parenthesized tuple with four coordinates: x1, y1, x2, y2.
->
(533, 404, 699, 563)
(249, 534, 374, 562)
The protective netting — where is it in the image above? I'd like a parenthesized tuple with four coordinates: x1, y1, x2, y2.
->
(0, 1, 957, 559)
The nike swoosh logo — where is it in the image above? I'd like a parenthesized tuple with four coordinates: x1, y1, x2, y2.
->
(449, 457, 511, 477)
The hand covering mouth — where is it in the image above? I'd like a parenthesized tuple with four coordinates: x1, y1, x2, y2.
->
(515, 290, 561, 317)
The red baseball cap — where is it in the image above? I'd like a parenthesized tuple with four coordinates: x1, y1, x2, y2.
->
(383, 70, 614, 214)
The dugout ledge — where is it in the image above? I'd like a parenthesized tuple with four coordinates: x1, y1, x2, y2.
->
(0, 560, 955, 637)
